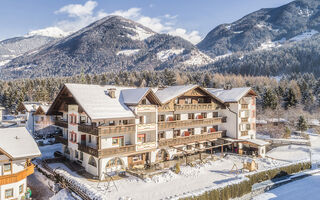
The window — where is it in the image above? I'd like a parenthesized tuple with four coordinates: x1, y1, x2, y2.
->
(188, 128, 195, 135)
(174, 114, 181, 121)
(212, 112, 219, 117)
(141, 99, 147, 105)
(109, 121, 115, 126)
(158, 115, 165, 122)
(137, 134, 146, 143)
(241, 104, 248, 109)
(132, 154, 143, 162)
(112, 136, 124, 146)
(5, 189, 13, 198)
(185, 98, 192, 104)
(201, 113, 207, 118)
(88, 156, 97, 167)
(70, 131, 77, 143)
(158, 131, 165, 139)
(80, 116, 86, 124)
(174, 130, 181, 138)
(201, 127, 207, 134)
(19, 184, 24, 194)
(123, 120, 128, 125)
(3, 163, 11, 172)
(198, 98, 204, 103)
(188, 113, 194, 119)
(139, 116, 144, 124)
(88, 135, 92, 143)
(106, 157, 124, 168)
(246, 124, 251, 130)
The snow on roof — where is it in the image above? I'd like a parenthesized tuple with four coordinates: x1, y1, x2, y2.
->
(309, 119, 320, 126)
(39, 104, 51, 114)
(65, 84, 136, 120)
(121, 87, 150, 105)
(23, 102, 42, 112)
(246, 139, 269, 146)
(207, 87, 253, 102)
(155, 85, 197, 104)
(0, 127, 41, 159)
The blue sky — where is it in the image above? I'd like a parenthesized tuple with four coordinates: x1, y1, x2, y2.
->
(0, 0, 294, 43)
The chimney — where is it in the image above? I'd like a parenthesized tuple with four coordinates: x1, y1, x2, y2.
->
(224, 84, 232, 90)
(107, 88, 116, 98)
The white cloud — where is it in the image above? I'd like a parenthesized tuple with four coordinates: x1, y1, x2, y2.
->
(55, 0, 98, 18)
(29, 1, 202, 44)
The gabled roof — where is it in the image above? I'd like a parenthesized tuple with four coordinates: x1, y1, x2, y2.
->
(207, 87, 256, 103)
(121, 87, 162, 106)
(34, 104, 51, 115)
(0, 127, 41, 159)
(155, 85, 225, 105)
(21, 102, 42, 112)
(61, 84, 136, 120)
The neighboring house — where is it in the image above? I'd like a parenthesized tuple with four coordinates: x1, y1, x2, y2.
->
(48, 84, 266, 180)
(33, 104, 55, 136)
(0, 127, 41, 199)
(16, 102, 54, 135)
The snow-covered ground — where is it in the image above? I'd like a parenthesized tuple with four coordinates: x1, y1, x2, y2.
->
(39, 143, 62, 159)
(252, 173, 320, 200)
(266, 145, 310, 162)
(50, 189, 76, 200)
(48, 154, 288, 200)
(116, 49, 140, 56)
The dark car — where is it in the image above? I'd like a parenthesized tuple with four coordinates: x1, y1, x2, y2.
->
(54, 151, 63, 158)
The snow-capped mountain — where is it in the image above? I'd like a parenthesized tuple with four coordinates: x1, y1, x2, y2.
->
(0, 16, 213, 79)
(198, 0, 320, 57)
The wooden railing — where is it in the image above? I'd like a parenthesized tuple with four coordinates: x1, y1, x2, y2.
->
(158, 131, 223, 147)
(158, 117, 223, 130)
(78, 124, 99, 135)
(55, 135, 68, 146)
(78, 143, 136, 157)
(136, 141, 157, 151)
(99, 124, 136, 135)
(241, 118, 249, 123)
(54, 120, 68, 128)
(241, 131, 249, 136)
(158, 105, 173, 112)
(174, 103, 216, 111)
(0, 164, 34, 186)
(137, 105, 157, 112)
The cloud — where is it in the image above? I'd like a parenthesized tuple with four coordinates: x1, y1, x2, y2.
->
(30, 1, 202, 44)
(55, 0, 98, 18)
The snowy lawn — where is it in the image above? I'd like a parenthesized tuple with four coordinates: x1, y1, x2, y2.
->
(253, 173, 320, 200)
(266, 145, 310, 162)
(48, 155, 288, 200)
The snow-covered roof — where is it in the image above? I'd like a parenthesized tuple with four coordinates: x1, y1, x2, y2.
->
(0, 127, 41, 159)
(64, 84, 136, 120)
(155, 85, 197, 104)
(267, 118, 288, 123)
(23, 102, 42, 112)
(207, 87, 254, 103)
(121, 87, 150, 105)
(246, 139, 269, 146)
(308, 119, 320, 126)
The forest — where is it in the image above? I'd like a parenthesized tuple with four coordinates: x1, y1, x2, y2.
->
(1, 70, 319, 125)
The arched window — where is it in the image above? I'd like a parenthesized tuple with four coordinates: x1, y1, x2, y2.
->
(88, 156, 97, 167)
(106, 157, 124, 168)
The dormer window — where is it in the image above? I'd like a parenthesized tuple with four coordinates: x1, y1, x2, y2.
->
(141, 99, 147, 105)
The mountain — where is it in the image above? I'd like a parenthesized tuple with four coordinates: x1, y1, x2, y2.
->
(0, 16, 213, 80)
(198, 0, 320, 57)
(0, 35, 57, 67)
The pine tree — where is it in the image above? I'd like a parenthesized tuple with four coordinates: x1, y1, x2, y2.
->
(284, 88, 297, 109)
(262, 88, 278, 109)
(296, 116, 308, 132)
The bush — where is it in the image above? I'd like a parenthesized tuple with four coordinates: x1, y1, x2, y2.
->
(175, 163, 181, 174)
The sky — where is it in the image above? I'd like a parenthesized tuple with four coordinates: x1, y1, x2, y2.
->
(0, 0, 294, 44)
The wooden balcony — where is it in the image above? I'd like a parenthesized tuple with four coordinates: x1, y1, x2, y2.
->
(78, 143, 136, 157)
(99, 124, 136, 135)
(78, 124, 99, 135)
(136, 141, 157, 151)
(0, 164, 34, 186)
(55, 135, 68, 146)
(137, 105, 157, 112)
(137, 123, 156, 131)
(54, 120, 68, 128)
(241, 118, 249, 123)
(158, 104, 173, 112)
(241, 131, 249, 136)
(174, 103, 216, 111)
(158, 117, 223, 130)
(158, 131, 224, 147)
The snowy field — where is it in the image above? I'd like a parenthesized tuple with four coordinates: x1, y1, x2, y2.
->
(253, 173, 320, 200)
(266, 145, 310, 162)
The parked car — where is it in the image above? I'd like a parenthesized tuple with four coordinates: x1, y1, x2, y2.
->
(54, 151, 63, 158)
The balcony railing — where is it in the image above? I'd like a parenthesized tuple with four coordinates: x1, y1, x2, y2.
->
(174, 103, 216, 111)
(78, 124, 99, 135)
(99, 124, 136, 135)
(158, 117, 223, 130)
(55, 135, 68, 146)
(241, 118, 249, 123)
(0, 164, 34, 186)
(54, 120, 68, 128)
(137, 123, 156, 131)
(136, 141, 157, 151)
(158, 131, 224, 147)
(78, 143, 136, 157)
(137, 105, 157, 112)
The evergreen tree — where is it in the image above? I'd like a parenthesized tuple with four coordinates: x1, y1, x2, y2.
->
(262, 88, 278, 109)
(296, 116, 308, 132)
(284, 88, 297, 109)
